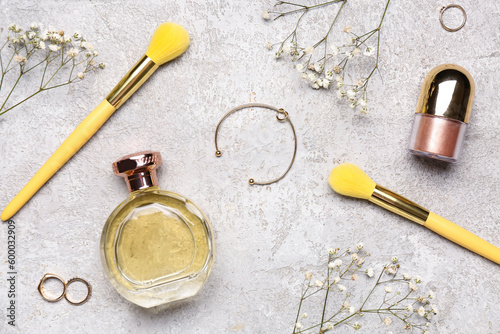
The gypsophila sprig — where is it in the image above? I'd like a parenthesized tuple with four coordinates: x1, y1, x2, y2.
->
(0, 23, 105, 116)
(263, 0, 391, 113)
(293, 244, 437, 333)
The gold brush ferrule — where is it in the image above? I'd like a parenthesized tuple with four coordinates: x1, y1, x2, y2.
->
(106, 55, 159, 109)
(369, 185, 430, 225)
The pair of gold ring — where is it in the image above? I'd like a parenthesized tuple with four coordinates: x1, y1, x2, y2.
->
(37, 273, 92, 306)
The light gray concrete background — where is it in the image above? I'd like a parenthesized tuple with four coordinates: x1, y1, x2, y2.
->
(1, 0, 499, 333)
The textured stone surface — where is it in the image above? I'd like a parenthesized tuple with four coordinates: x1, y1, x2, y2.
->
(0, 0, 499, 333)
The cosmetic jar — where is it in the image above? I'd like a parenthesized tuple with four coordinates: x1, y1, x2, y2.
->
(408, 64, 475, 163)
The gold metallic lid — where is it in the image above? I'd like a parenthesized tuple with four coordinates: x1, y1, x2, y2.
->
(113, 151, 162, 192)
(415, 64, 475, 123)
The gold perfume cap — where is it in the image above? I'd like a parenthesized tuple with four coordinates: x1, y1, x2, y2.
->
(113, 151, 162, 192)
(415, 64, 475, 123)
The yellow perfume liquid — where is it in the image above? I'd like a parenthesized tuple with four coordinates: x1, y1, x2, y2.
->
(100, 151, 214, 308)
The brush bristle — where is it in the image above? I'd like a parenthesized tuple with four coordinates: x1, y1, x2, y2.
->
(146, 22, 190, 65)
(328, 163, 376, 200)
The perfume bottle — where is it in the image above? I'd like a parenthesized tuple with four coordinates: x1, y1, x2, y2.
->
(100, 151, 214, 308)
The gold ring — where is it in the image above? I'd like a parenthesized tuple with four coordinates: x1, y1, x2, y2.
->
(440, 4, 466, 32)
(37, 273, 67, 302)
(64, 277, 92, 306)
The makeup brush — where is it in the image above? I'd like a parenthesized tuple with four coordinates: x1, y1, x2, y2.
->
(328, 163, 500, 265)
(1, 22, 190, 221)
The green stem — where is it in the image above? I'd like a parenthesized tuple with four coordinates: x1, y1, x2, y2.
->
(0, 70, 23, 113)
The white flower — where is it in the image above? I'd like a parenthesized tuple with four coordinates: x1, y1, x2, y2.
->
(414, 276, 422, 283)
(405, 304, 413, 312)
(351, 253, 359, 261)
(347, 52, 354, 59)
(353, 322, 361, 330)
(342, 301, 350, 308)
(30, 22, 39, 30)
(312, 81, 320, 90)
(408, 282, 418, 292)
(49, 44, 60, 52)
(73, 32, 82, 40)
(40, 31, 48, 41)
(350, 102, 357, 108)
(325, 323, 333, 330)
(335, 75, 343, 83)
(344, 25, 352, 33)
(325, 71, 334, 80)
(356, 242, 364, 250)
(301, 73, 308, 80)
(295, 64, 304, 72)
(336, 81, 343, 88)
(391, 256, 398, 264)
(275, 51, 282, 59)
(403, 273, 411, 280)
(351, 273, 358, 281)
(364, 47, 375, 57)
(357, 258, 365, 266)
(13, 55, 27, 64)
(346, 89, 356, 99)
(366, 268, 374, 277)
(385, 286, 392, 293)
(27, 32, 36, 40)
(359, 99, 367, 107)
(385, 265, 397, 275)
(349, 306, 355, 314)
(77, 72, 85, 79)
(266, 42, 272, 50)
(338, 284, 346, 292)
(301, 312, 307, 318)
(430, 305, 438, 314)
(332, 259, 342, 267)
(307, 73, 317, 82)
(295, 322, 303, 330)
(313, 63, 323, 73)
(428, 290, 436, 299)
(314, 279, 324, 287)
(81, 41, 93, 50)
(262, 10, 270, 20)
(357, 79, 365, 87)
(333, 276, 340, 284)
(417, 306, 426, 317)
(305, 46, 314, 54)
(383, 317, 392, 326)
(305, 272, 313, 280)
(330, 45, 340, 56)
(66, 48, 79, 57)
(353, 47, 361, 55)
(39, 41, 46, 50)
(333, 65, 341, 73)
(328, 248, 337, 255)
(336, 89, 345, 99)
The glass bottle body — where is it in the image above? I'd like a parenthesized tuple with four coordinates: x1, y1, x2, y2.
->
(100, 186, 214, 308)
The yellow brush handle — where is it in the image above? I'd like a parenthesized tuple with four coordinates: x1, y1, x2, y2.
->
(1, 100, 116, 221)
(425, 212, 500, 264)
